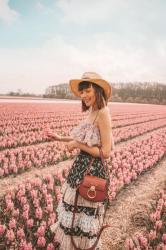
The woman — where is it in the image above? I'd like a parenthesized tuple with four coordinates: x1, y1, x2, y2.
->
(46, 72, 114, 250)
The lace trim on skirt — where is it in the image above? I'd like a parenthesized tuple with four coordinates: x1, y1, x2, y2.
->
(53, 225, 103, 250)
(54, 199, 104, 236)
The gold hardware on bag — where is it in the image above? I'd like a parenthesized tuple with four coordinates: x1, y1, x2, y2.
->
(89, 185, 95, 191)
(87, 186, 96, 199)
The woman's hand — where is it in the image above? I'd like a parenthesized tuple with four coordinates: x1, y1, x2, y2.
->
(67, 140, 78, 152)
(44, 129, 61, 141)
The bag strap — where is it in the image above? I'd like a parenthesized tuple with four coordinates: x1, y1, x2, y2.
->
(71, 189, 111, 250)
(83, 157, 95, 177)
(98, 147, 110, 180)
(85, 147, 109, 178)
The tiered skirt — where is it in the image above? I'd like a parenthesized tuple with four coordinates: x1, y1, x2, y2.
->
(50, 151, 110, 250)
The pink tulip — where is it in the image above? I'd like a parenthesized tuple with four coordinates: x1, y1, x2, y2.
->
(23, 204, 30, 211)
(162, 234, 166, 244)
(16, 228, 25, 239)
(22, 210, 29, 220)
(48, 213, 56, 226)
(9, 218, 16, 229)
(20, 196, 27, 205)
(35, 207, 43, 219)
(138, 235, 148, 247)
(125, 238, 135, 249)
(47, 243, 55, 250)
(6, 229, 15, 242)
(37, 236, 46, 247)
(33, 198, 40, 207)
(0, 224, 6, 235)
(44, 174, 52, 182)
(45, 204, 53, 213)
(19, 240, 33, 250)
(148, 230, 157, 240)
(155, 220, 162, 230)
(30, 189, 38, 199)
(25, 181, 32, 191)
(156, 244, 164, 250)
(27, 219, 34, 228)
(12, 208, 19, 217)
(6, 200, 14, 211)
(150, 212, 157, 222)
(36, 225, 46, 237)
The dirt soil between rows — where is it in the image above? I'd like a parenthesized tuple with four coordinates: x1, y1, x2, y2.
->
(0, 127, 165, 250)
(101, 157, 166, 250)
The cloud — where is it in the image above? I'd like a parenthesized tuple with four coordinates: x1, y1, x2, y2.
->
(36, 1, 53, 15)
(57, 0, 120, 25)
(0, 0, 19, 24)
(56, 0, 155, 26)
(0, 37, 80, 94)
(57, 0, 166, 44)
(0, 32, 165, 94)
(36, 1, 45, 11)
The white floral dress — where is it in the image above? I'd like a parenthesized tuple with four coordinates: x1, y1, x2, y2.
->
(50, 115, 114, 250)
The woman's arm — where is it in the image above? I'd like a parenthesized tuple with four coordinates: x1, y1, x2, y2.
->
(97, 107, 112, 158)
(60, 135, 73, 142)
(75, 142, 100, 157)
(45, 130, 73, 142)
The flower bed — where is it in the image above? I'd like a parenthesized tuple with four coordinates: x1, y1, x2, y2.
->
(125, 188, 166, 250)
(0, 128, 165, 248)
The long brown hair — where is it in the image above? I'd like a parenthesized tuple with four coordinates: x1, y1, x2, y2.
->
(78, 81, 108, 112)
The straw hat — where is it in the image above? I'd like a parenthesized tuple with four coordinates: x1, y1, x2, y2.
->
(69, 72, 112, 99)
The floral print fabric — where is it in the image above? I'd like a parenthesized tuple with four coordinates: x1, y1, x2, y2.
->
(70, 118, 115, 150)
(70, 120, 101, 147)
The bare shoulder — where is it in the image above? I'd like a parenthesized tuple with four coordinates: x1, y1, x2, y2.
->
(98, 106, 110, 118)
(97, 106, 110, 124)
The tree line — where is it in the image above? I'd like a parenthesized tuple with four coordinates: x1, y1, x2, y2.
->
(44, 82, 166, 105)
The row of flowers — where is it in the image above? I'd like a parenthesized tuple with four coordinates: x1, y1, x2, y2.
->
(114, 118, 166, 143)
(0, 123, 166, 179)
(1, 102, 165, 125)
(0, 105, 82, 130)
(1, 114, 166, 150)
(0, 128, 165, 248)
(106, 128, 166, 201)
(0, 169, 69, 249)
(0, 119, 78, 135)
(125, 188, 166, 250)
(0, 141, 78, 178)
(1, 111, 165, 136)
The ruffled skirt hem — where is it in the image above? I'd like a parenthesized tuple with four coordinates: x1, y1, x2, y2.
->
(52, 224, 102, 250)
(50, 181, 106, 249)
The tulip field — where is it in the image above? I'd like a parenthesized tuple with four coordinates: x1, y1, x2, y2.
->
(125, 187, 166, 250)
(0, 102, 166, 249)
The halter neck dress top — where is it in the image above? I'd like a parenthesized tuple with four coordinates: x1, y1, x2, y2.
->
(70, 116, 101, 147)
(70, 107, 114, 149)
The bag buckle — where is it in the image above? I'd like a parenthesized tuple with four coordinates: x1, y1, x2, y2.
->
(87, 185, 96, 199)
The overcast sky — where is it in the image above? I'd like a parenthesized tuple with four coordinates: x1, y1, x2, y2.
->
(0, 0, 166, 94)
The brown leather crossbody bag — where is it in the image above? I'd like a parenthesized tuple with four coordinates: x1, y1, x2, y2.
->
(71, 148, 111, 250)
(79, 148, 109, 202)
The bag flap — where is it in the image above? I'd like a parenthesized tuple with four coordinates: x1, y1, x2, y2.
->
(81, 176, 107, 191)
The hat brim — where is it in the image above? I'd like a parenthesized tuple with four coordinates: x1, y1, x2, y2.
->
(69, 78, 112, 99)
